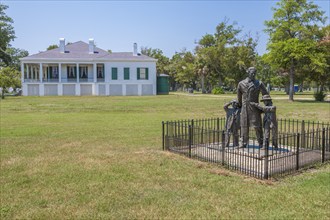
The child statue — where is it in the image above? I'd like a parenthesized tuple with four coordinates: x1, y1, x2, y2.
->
(250, 95, 278, 148)
(223, 100, 241, 147)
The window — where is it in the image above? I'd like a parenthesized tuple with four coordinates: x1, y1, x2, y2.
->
(67, 66, 76, 78)
(137, 68, 148, 80)
(124, 68, 130, 80)
(52, 66, 58, 78)
(47, 66, 59, 79)
(112, 67, 118, 80)
(97, 65, 104, 78)
(79, 66, 88, 78)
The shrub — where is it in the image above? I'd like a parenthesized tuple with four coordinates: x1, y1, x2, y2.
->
(313, 90, 327, 101)
(212, 86, 225, 95)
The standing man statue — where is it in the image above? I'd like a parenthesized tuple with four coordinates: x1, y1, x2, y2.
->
(237, 67, 268, 147)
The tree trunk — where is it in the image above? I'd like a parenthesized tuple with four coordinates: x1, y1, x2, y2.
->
(285, 83, 290, 95)
(289, 62, 295, 101)
(201, 75, 206, 94)
(1, 90, 5, 99)
(218, 73, 223, 87)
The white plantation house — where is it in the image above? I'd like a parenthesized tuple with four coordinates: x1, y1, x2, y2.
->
(20, 38, 157, 96)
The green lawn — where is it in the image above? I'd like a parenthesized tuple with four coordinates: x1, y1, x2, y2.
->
(1, 93, 329, 219)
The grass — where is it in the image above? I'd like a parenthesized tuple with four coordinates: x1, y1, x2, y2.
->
(1, 93, 329, 219)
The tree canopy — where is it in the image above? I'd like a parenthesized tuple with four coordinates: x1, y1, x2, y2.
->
(141, 47, 170, 76)
(0, 3, 28, 98)
(0, 67, 21, 99)
(47, 44, 59, 51)
(0, 4, 16, 65)
(264, 0, 327, 101)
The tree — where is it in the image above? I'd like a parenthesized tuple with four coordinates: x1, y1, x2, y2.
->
(308, 25, 330, 92)
(255, 54, 278, 89)
(168, 49, 196, 89)
(47, 44, 58, 50)
(225, 34, 258, 89)
(194, 55, 208, 93)
(264, 0, 327, 101)
(47, 42, 72, 51)
(141, 47, 170, 75)
(2, 47, 29, 70)
(0, 67, 21, 99)
(0, 4, 16, 66)
(195, 19, 242, 88)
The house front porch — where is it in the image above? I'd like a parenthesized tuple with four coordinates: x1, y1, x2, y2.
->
(21, 63, 105, 83)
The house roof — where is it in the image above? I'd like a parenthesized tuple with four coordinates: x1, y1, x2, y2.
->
(20, 41, 157, 62)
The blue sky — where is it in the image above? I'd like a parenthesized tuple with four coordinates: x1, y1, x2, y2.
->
(4, 0, 330, 58)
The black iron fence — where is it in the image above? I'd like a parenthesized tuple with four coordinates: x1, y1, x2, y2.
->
(162, 118, 330, 179)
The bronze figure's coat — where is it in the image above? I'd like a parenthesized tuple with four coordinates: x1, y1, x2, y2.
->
(237, 67, 268, 147)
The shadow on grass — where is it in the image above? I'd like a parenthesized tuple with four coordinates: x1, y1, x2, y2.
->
(271, 92, 325, 96)
(294, 100, 330, 103)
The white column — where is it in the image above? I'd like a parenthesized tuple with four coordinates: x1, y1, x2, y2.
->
(39, 84, 44, 96)
(104, 64, 109, 82)
(58, 84, 63, 96)
(59, 63, 62, 83)
(138, 84, 142, 96)
(93, 63, 97, 83)
(105, 84, 109, 96)
(39, 63, 43, 82)
(93, 84, 98, 96)
(22, 84, 28, 96)
(21, 62, 24, 83)
(27, 65, 30, 79)
(122, 84, 126, 96)
(75, 84, 80, 96)
(76, 63, 79, 83)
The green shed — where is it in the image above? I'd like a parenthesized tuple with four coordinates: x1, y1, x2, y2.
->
(157, 74, 169, 95)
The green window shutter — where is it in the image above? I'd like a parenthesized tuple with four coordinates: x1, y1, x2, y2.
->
(146, 68, 149, 80)
(137, 68, 140, 80)
(112, 67, 118, 80)
(124, 68, 130, 80)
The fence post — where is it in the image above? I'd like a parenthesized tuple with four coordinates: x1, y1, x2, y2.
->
(322, 128, 325, 163)
(264, 138, 269, 179)
(188, 125, 192, 158)
(217, 118, 220, 143)
(296, 133, 300, 170)
(301, 120, 305, 149)
(191, 119, 194, 145)
(201, 127, 204, 144)
(162, 121, 165, 151)
(222, 131, 225, 166)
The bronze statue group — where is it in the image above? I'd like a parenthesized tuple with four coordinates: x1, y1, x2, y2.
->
(224, 67, 278, 148)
